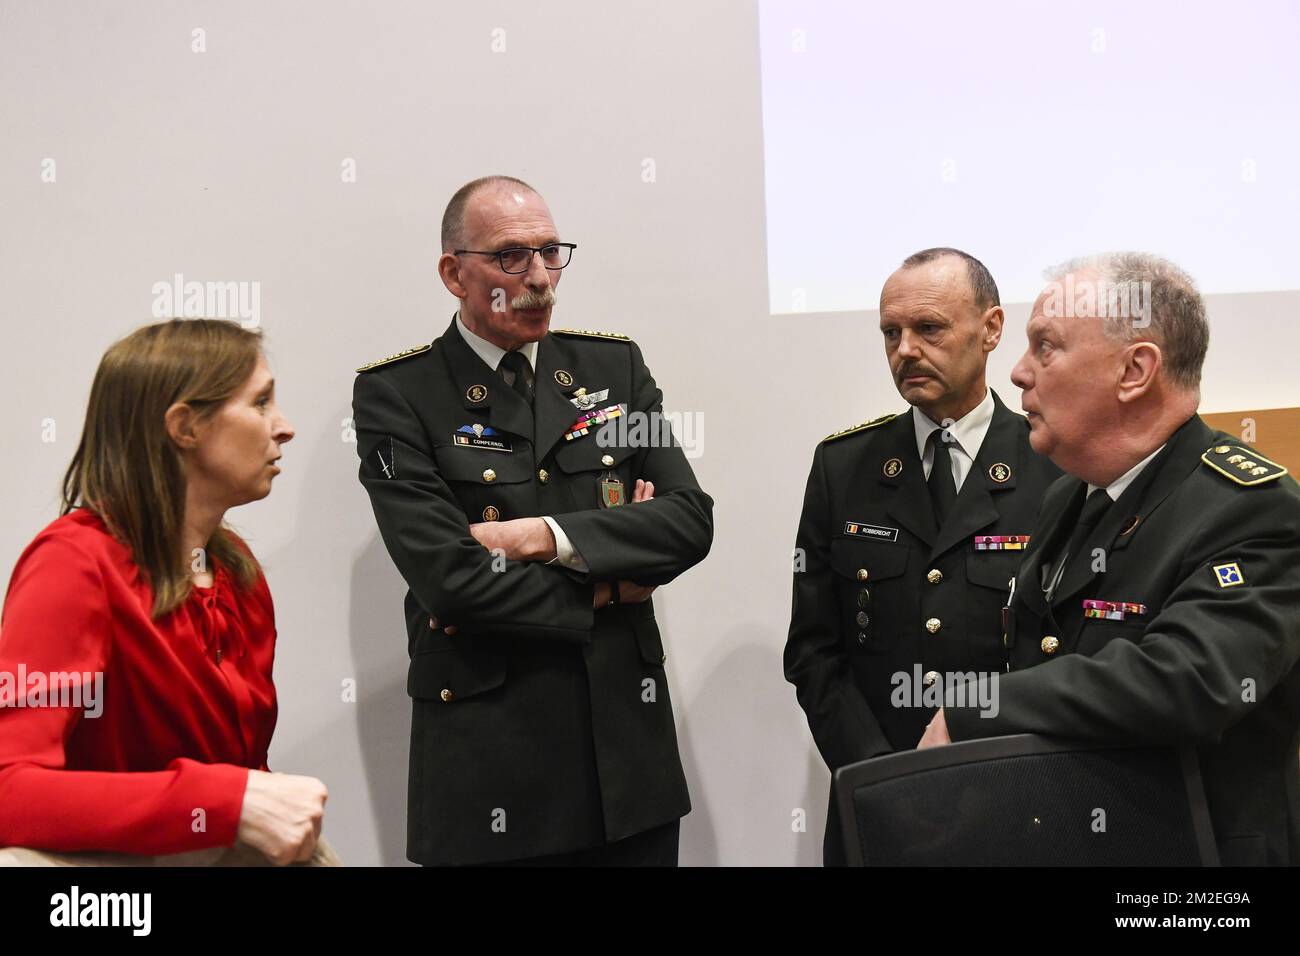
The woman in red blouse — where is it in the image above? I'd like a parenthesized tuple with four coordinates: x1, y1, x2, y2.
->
(0, 319, 329, 865)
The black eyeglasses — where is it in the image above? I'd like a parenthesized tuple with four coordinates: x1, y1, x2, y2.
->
(454, 242, 577, 275)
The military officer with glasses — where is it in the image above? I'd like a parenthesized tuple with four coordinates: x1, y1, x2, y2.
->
(784, 248, 1061, 864)
(352, 175, 713, 866)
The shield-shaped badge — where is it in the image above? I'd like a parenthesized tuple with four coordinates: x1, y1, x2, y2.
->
(600, 476, 625, 508)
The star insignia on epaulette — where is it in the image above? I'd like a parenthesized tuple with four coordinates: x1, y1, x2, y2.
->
(356, 343, 432, 373)
(551, 328, 630, 341)
(823, 414, 897, 443)
(1200, 443, 1288, 486)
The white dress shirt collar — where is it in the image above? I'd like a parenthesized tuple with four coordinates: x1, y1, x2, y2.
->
(455, 312, 538, 373)
(1089, 444, 1166, 502)
(911, 387, 996, 464)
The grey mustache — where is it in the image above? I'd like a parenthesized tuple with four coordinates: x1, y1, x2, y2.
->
(512, 288, 557, 310)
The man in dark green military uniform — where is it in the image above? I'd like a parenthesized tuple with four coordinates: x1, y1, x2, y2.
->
(785, 248, 1061, 864)
(352, 176, 712, 866)
(920, 252, 1300, 866)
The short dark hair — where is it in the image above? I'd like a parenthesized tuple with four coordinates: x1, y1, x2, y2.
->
(440, 175, 538, 252)
(899, 247, 1001, 312)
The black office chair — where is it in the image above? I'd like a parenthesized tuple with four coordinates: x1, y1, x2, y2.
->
(834, 734, 1219, 866)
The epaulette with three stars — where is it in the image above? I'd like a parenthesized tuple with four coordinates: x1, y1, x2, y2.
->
(822, 413, 897, 444)
(356, 343, 432, 373)
(1201, 443, 1288, 486)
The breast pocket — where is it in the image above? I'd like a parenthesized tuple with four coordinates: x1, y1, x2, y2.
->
(433, 444, 534, 522)
(829, 537, 910, 653)
(965, 550, 1023, 648)
(553, 439, 639, 510)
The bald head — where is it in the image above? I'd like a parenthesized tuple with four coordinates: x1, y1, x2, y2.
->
(898, 247, 1000, 313)
(436, 176, 562, 352)
(441, 175, 539, 252)
(879, 248, 1005, 423)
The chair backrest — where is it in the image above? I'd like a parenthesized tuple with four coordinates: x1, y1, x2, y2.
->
(834, 735, 1219, 866)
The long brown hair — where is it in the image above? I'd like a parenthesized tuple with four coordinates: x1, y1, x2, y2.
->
(61, 319, 265, 618)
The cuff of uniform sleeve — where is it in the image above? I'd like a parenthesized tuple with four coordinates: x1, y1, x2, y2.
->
(944, 703, 983, 742)
(942, 674, 1003, 742)
(542, 516, 589, 572)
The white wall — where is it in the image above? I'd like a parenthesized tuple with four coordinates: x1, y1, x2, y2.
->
(2, 0, 1297, 865)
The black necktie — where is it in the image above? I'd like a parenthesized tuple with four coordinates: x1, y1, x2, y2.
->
(926, 429, 958, 526)
(499, 350, 533, 406)
(1055, 488, 1114, 582)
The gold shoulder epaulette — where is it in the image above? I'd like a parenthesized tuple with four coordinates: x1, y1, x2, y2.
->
(1201, 443, 1288, 486)
(356, 343, 432, 373)
(823, 414, 897, 443)
(551, 328, 630, 341)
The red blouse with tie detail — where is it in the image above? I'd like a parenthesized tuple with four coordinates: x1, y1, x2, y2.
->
(0, 508, 278, 855)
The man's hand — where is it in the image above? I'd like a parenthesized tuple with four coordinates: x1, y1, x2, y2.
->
(618, 580, 656, 603)
(917, 708, 952, 748)
(467, 479, 656, 562)
(468, 517, 556, 562)
(439, 478, 660, 624)
(592, 579, 658, 608)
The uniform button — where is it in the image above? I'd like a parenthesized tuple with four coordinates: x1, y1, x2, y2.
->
(856, 568, 869, 582)
(925, 617, 942, 634)
(601, 454, 615, 467)
(482, 468, 496, 483)
(855, 611, 869, 627)
(857, 632, 867, 645)
(1041, 635, 1060, 655)
(927, 569, 943, 585)
(538, 468, 549, 484)
(857, 589, 870, 608)
(439, 688, 455, 703)
(923, 670, 940, 687)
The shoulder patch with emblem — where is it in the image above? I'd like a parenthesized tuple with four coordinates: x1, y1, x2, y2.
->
(1200, 443, 1288, 487)
(356, 343, 432, 373)
(551, 328, 631, 342)
(823, 414, 898, 444)
(1211, 561, 1246, 588)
